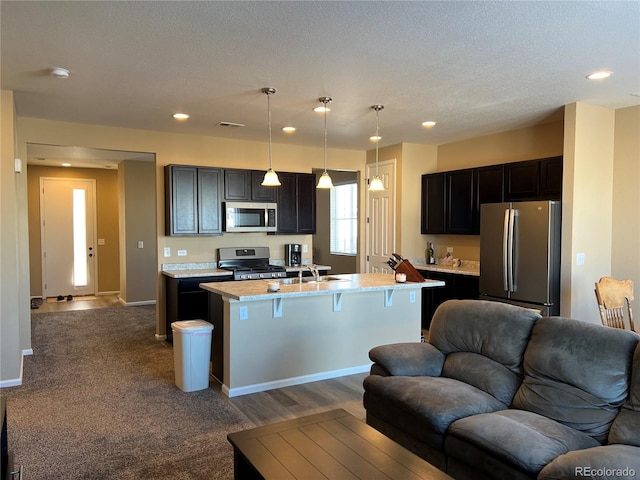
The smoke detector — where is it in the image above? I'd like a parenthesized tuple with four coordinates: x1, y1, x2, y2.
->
(50, 67, 70, 79)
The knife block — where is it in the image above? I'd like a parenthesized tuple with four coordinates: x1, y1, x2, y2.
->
(395, 260, 425, 283)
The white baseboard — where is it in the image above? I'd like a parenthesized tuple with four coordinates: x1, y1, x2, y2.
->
(23, 349, 33, 356)
(97, 291, 120, 296)
(0, 353, 25, 388)
(155, 334, 167, 341)
(222, 364, 371, 398)
(120, 299, 157, 307)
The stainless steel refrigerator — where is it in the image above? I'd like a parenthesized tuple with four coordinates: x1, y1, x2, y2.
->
(479, 201, 561, 316)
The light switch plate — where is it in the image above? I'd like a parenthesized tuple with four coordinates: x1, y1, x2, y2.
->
(163, 247, 171, 257)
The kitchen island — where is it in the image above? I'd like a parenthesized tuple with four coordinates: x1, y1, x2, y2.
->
(201, 273, 444, 397)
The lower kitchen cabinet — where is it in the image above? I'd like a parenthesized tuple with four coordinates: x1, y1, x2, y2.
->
(418, 270, 479, 329)
(165, 275, 232, 343)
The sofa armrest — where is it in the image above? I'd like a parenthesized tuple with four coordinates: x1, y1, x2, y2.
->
(369, 342, 445, 377)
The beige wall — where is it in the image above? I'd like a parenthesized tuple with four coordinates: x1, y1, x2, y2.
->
(16, 116, 365, 337)
(119, 160, 157, 304)
(399, 143, 438, 261)
(612, 105, 640, 318)
(26, 165, 120, 296)
(1, 89, 27, 385)
(562, 103, 616, 322)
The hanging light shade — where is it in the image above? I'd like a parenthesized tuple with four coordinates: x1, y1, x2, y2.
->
(369, 105, 385, 191)
(261, 87, 281, 187)
(316, 96, 334, 189)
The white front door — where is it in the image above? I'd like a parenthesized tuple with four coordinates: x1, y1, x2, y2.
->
(366, 160, 396, 273)
(40, 177, 97, 298)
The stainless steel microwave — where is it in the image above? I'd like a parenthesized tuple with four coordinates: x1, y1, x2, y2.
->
(224, 202, 277, 232)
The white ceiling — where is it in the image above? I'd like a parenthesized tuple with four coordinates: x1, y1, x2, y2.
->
(2, 1, 639, 167)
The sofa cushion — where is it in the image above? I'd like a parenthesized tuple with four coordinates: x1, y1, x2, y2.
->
(538, 444, 640, 480)
(610, 342, 640, 446)
(363, 375, 507, 448)
(368, 342, 445, 377)
(446, 409, 600, 476)
(512, 317, 639, 443)
(429, 299, 540, 404)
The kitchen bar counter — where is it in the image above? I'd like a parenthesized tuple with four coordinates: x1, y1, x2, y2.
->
(203, 273, 444, 397)
(200, 273, 442, 301)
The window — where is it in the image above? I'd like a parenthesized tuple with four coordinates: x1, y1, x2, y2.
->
(330, 183, 358, 255)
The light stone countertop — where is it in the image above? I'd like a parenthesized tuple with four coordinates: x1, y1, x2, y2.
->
(200, 273, 445, 301)
(412, 260, 480, 277)
(161, 263, 331, 279)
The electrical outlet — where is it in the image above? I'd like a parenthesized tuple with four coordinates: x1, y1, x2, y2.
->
(410, 291, 416, 303)
(303, 244, 308, 253)
(447, 247, 454, 254)
(239, 306, 248, 320)
(163, 247, 171, 257)
(177, 250, 187, 256)
(137, 241, 144, 249)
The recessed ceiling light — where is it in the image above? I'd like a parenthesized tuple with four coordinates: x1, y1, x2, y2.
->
(50, 67, 70, 79)
(61, 163, 71, 167)
(422, 121, 437, 128)
(586, 70, 613, 80)
(173, 113, 190, 120)
(282, 126, 296, 133)
(313, 106, 330, 113)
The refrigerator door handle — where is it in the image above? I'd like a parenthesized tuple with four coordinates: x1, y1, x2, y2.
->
(507, 208, 516, 292)
(502, 208, 510, 292)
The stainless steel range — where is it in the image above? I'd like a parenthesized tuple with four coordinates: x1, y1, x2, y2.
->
(217, 246, 287, 281)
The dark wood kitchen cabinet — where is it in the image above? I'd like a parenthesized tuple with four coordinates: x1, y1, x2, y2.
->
(446, 169, 474, 234)
(473, 165, 504, 234)
(165, 165, 222, 235)
(165, 274, 232, 343)
(276, 172, 316, 234)
(223, 169, 276, 202)
(421, 173, 446, 234)
(504, 157, 562, 201)
(417, 269, 479, 329)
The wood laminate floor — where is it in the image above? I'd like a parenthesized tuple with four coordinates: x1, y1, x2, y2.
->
(32, 294, 123, 313)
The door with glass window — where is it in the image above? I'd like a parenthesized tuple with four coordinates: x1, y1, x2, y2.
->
(40, 178, 97, 298)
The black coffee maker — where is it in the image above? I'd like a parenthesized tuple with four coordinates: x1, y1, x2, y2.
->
(284, 244, 302, 267)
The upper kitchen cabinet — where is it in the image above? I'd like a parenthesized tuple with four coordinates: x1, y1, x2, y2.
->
(504, 160, 540, 200)
(223, 169, 276, 202)
(421, 173, 446, 234)
(472, 165, 504, 234)
(276, 172, 316, 234)
(539, 156, 563, 199)
(165, 165, 223, 236)
(504, 157, 563, 201)
(446, 169, 474, 234)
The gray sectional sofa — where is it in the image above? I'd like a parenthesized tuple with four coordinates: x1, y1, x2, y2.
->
(363, 299, 640, 480)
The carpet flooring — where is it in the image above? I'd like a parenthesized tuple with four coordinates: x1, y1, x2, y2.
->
(3, 306, 253, 479)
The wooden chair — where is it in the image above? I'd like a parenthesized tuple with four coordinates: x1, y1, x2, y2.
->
(594, 277, 635, 332)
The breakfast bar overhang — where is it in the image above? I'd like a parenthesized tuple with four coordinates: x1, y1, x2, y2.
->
(201, 273, 445, 397)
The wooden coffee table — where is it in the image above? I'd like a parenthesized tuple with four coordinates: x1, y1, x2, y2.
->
(227, 408, 453, 480)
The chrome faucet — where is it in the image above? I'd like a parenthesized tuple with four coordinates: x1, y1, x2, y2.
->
(306, 264, 320, 281)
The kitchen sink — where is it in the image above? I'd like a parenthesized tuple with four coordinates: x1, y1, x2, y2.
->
(279, 276, 346, 285)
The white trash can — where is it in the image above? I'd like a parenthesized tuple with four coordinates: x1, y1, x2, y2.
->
(171, 320, 214, 392)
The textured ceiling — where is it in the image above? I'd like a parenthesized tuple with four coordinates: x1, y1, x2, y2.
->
(2, 1, 639, 165)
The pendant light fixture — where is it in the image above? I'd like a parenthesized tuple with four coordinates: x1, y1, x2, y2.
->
(261, 87, 281, 187)
(369, 105, 385, 191)
(316, 96, 334, 189)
